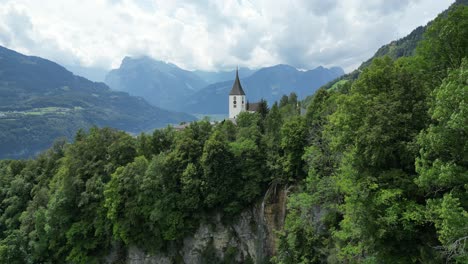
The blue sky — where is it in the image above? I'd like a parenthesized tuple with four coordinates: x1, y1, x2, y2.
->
(0, 0, 455, 73)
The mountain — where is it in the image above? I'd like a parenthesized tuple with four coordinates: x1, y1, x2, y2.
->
(316, 0, 468, 94)
(65, 64, 109, 82)
(193, 67, 256, 84)
(183, 64, 344, 114)
(104, 56, 343, 114)
(105, 56, 208, 111)
(0, 46, 195, 159)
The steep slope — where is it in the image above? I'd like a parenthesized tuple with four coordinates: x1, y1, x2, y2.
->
(105, 56, 207, 110)
(183, 65, 344, 114)
(316, 0, 468, 94)
(0, 46, 195, 159)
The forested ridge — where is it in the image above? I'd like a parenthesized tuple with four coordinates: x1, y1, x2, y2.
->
(0, 46, 194, 160)
(308, 0, 468, 105)
(0, 5, 467, 264)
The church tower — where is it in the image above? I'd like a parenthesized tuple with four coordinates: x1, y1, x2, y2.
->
(229, 69, 246, 119)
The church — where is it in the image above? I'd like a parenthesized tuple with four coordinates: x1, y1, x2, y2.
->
(228, 69, 261, 119)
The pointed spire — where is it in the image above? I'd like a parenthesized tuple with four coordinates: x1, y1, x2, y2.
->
(229, 66, 246, 95)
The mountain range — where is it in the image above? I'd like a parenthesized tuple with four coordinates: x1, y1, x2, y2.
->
(0, 46, 195, 159)
(0, 46, 344, 159)
(193, 67, 257, 84)
(105, 58, 344, 114)
(183, 64, 344, 114)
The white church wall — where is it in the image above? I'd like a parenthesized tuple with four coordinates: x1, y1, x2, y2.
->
(229, 95, 246, 119)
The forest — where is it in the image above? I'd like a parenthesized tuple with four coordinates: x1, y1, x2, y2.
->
(0, 5, 467, 264)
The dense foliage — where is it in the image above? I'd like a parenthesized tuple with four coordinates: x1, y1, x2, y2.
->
(275, 6, 468, 264)
(0, 5, 466, 264)
(0, 89, 303, 263)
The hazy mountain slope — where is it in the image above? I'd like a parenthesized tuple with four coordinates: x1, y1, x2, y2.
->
(193, 67, 256, 84)
(65, 64, 109, 82)
(0, 46, 195, 159)
(315, 0, 468, 94)
(183, 65, 344, 114)
(105, 56, 207, 110)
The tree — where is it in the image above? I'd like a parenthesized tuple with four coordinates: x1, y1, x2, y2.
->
(236, 112, 262, 143)
(279, 95, 289, 107)
(258, 99, 269, 119)
(416, 59, 468, 193)
(417, 5, 468, 82)
(289, 92, 298, 106)
(104, 156, 163, 250)
(416, 59, 468, 262)
(265, 102, 282, 145)
(136, 132, 153, 159)
(280, 116, 307, 181)
(45, 127, 136, 263)
(201, 131, 236, 209)
(151, 127, 175, 155)
(327, 57, 435, 262)
(264, 102, 284, 181)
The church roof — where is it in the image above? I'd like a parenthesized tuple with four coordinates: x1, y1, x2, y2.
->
(247, 102, 262, 112)
(229, 69, 246, 95)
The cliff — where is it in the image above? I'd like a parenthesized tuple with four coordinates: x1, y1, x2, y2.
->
(106, 186, 288, 264)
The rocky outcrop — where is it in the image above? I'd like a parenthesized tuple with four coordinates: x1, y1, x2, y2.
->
(107, 186, 288, 264)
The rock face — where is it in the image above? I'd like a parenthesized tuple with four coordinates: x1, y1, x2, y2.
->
(108, 187, 288, 264)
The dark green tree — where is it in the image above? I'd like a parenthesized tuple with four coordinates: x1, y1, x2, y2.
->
(328, 57, 435, 262)
(201, 131, 236, 210)
(416, 59, 468, 263)
(280, 116, 307, 181)
(417, 6, 468, 82)
(45, 127, 136, 263)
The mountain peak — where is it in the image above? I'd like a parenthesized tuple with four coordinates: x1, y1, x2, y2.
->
(119, 56, 179, 71)
(106, 56, 208, 110)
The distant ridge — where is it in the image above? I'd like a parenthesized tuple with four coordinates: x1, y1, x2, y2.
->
(0, 46, 195, 159)
(104, 56, 343, 114)
(193, 67, 256, 84)
(183, 64, 344, 114)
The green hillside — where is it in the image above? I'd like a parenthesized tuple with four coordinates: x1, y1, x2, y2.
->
(304, 0, 468, 106)
(0, 46, 195, 159)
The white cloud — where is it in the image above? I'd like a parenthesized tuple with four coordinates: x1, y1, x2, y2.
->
(0, 0, 455, 72)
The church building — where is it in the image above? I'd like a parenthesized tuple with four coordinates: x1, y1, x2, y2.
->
(229, 69, 261, 119)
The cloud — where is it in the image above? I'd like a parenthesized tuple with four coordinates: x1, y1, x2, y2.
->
(0, 0, 455, 72)
(0, 4, 33, 49)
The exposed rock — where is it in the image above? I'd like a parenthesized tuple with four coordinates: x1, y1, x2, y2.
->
(127, 247, 172, 264)
(106, 187, 288, 264)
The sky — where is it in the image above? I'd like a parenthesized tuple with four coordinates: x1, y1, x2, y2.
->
(0, 0, 455, 75)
